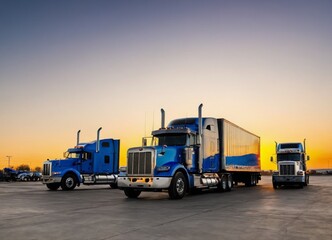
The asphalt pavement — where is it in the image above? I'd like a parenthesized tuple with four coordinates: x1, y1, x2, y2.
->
(0, 176, 331, 240)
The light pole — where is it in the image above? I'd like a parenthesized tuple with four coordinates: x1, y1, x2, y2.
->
(6, 156, 12, 168)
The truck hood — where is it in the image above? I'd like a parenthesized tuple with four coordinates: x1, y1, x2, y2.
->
(46, 158, 79, 168)
(154, 145, 185, 167)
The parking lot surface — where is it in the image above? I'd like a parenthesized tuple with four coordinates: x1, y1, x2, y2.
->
(0, 176, 331, 240)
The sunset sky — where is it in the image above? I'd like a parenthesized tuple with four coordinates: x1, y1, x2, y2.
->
(1, 1, 331, 170)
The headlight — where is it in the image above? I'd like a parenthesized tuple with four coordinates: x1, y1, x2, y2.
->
(297, 171, 304, 176)
(272, 171, 279, 175)
(156, 166, 170, 172)
(52, 171, 61, 175)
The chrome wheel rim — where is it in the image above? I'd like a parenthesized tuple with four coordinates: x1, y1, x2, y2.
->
(176, 178, 185, 195)
(66, 177, 74, 188)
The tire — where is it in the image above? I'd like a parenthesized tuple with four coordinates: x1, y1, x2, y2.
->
(304, 175, 309, 186)
(110, 183, 118, 189)
(124, 188, 141, 198)
(226, 174, 233, 191)
(168, 172, 187, 200)
(217, 175, 227, 192)
(61, 173, 77, 191)
(47, 183, 60, 191)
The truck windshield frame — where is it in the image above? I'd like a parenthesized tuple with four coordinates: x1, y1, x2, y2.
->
(155, 134, 187, 146)
(277, 153, 302, 161)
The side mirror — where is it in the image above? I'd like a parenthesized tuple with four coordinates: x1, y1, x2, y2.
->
(307, 156, 310, 161)
(142, 138, 147, 147)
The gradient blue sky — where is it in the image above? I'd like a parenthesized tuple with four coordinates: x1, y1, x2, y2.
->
(1, 1, 332, 169)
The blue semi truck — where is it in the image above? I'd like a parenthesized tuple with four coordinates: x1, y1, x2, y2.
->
(42, 128, 120, 190)
(118, 104, 261, 199)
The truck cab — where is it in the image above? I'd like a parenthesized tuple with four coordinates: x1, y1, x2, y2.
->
(271, 141, 309, 189)
(42, 128, 120, 191)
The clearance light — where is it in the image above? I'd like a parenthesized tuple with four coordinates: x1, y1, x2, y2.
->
(157, 166, 170, 172)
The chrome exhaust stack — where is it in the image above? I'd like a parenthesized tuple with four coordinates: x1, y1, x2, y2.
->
(198, 103, 203, 173)
(77, 130, 81, 146)
(275, 141, 278, 153)
(96, 127, 102, 153)
(161, 108, 165, 129)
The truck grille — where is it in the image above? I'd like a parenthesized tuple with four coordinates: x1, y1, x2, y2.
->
(43, 163, 51, 176)
(280, 164, 295, 175)
(127, 150, 154, 176)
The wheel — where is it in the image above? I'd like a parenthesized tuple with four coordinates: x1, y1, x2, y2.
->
(124, 188, 141, 198)
(168, 172, 187, 199)
(218, 175, 227, 192)
(110, 183, 118, 189)
(226, 174, 233, 191)
(46, 183, 60, 191)
(61, 173, 77, 190)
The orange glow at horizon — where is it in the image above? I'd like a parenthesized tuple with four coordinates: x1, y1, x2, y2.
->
(1, 134, 331, 171)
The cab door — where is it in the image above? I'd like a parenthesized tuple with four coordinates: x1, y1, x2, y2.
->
(80, 152, 93, 174)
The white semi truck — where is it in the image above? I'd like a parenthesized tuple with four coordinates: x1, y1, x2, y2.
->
(271, 140, 310, 189)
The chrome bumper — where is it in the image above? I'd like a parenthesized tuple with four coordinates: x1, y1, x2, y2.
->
(42, 176, 62, 184)
(118, 176, 172, 189)
(272, 175, 305, 183)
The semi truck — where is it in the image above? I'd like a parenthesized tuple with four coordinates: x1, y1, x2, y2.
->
(118, 104, 261, 199)
(271, 140, 309, 189)
(42, 128, 120, 190)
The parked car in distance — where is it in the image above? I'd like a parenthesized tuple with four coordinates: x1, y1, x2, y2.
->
(17, 172, 43, 181)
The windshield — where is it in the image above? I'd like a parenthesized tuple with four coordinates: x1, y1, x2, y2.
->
(277, 153, 302, 161)
(156, 134, 187, 146)
(65, 152, 81, 159)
